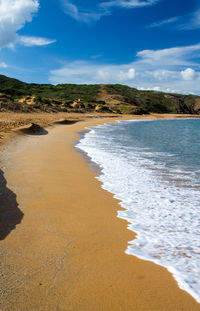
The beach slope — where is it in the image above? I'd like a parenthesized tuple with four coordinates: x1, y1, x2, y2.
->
(0, 119, 200, 311)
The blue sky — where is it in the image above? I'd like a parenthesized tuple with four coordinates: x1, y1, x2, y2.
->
(0, 0, 200, 94)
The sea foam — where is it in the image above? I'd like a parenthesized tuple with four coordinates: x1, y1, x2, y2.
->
(76, 119, 200, 303)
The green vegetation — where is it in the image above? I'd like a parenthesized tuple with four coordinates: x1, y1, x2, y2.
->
(0, 75, 99, 101)
(0, 75, 199, 114)
(104, 84, 199, 114)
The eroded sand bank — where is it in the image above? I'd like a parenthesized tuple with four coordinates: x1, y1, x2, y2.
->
(0, 117, 200, 311)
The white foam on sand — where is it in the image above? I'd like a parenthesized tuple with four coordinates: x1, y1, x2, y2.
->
(76, 120, 200, 303)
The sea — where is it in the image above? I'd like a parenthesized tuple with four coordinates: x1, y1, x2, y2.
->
(76, 118, 200, 303)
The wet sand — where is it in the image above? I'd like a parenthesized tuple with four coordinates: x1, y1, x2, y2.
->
(0, 116, 200, 310)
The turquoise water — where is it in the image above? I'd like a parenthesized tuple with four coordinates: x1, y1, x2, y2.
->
(77, 119, 200, 303)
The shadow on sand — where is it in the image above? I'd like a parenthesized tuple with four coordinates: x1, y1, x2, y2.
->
(19, 123, 48, 136)
(0, 169, 24, 240)
(54, 119, 79, 125)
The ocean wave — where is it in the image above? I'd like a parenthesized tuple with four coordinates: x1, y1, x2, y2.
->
(76, 119, 200, 303)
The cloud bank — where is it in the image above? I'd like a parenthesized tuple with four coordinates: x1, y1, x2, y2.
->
(0, 0, 55, 48)
(50, 43, 200, 95)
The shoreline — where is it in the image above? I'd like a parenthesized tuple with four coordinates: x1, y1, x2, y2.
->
(1, 115, 200, 310)
(76, 117, 200, 304)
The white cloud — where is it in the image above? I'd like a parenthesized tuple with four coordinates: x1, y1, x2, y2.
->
(62, 1, 106, 23)
(18, 36, 56, 46)
(120, 68, 136, 79)
(145, 69, 178, 81)
(148, 16, 180, 28)
(152, 86, 161, 91)
(139, 85, 161, 91)
(136, 43, 200, 67)
(100, 0, 159, 9)
(62, 0, 160, 23)
(0, 0, 55, 48)
(90, 54, 103, 59)
(50, 43, 200, 95)
(183, 9, 200, 29)
(50, 61, 136, 84)
(0, 0, 39, 48)
(0, 62, 8, 68)
(148, 7, 200, 30)
(192, 9, 200, 28)
(181, 68, 197, 81)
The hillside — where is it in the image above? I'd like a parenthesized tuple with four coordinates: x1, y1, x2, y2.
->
(0, 75, 200, 114)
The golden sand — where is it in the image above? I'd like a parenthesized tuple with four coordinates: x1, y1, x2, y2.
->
(0, 116, 200, 310)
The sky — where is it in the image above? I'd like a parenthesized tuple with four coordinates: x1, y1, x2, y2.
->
(0, 0, 200, 94)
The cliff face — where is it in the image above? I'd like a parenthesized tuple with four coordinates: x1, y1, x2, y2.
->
(0, 75, 199, 114)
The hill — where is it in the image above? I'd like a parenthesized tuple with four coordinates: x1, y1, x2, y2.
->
(0, 75, 200, 114)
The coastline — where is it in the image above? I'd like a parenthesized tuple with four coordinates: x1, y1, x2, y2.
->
(76, 117, 200, 303)
(1, 115, 200, 310)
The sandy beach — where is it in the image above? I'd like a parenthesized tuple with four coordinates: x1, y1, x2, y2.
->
(1, 115, 200, 311)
